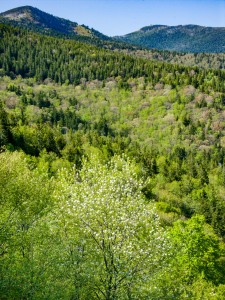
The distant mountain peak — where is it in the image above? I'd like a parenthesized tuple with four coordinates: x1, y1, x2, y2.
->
(0, 6, 40, 25)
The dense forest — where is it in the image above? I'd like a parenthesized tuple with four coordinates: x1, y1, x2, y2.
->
(124, 48, 225, 71)
(116, 24, 225, 53)
(0, 23, 225, 299)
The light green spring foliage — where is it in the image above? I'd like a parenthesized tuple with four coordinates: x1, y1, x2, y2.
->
(167, 215, 225, 299)
(1, 75, 224, 156)
(0, 151, 170, 299)
(0, 151, 56, 299)
(54, 155, 171, 299)
(0, 151, 225, 299)
(1, 24, 225, 299)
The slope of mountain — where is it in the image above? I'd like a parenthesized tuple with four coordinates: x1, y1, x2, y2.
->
(115, 24, 225, 53)
(2, 6, 225, 68)
(0, 6, 144, 50)
(1, 23, 225, 90)
(122, 48, 225, 70)
(1, 21, 225, 242)
(1, 10, 225, 299)
(0, 5, 110, 41)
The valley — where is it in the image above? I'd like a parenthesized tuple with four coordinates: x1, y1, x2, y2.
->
(0, 5, 225, 300)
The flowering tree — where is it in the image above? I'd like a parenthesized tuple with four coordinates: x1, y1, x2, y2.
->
(55, 156, 170, 299)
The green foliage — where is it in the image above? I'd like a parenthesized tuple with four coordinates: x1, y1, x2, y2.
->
(162, 215, 225, 298)
(125, 48, 225, 70)
(1, 24, 225, 90)
(1, 20, 225, 299)
(117, 24, 225, 53)
(1, 73, 225, 238)
(0, 153, 169, 299)
(0, 151, 55, 299)
(53, 156, 172, 299)
(171, 216, 223, 281)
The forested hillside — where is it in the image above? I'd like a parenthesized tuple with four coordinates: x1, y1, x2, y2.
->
(0, 6, 140, 50)
(125, 48, 225, 70)
(0, 23, 225, 299)
(116, 24, 225, 53)
(2, 6, 225, 71)
(2, 24, 225, 89)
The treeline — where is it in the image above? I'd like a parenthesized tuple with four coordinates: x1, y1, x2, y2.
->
(1, 24, 225, 93)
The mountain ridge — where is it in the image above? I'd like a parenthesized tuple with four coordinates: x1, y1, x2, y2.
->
(0, 5, 110, 41)
(115, 24, 225, 53)
(1, 6, 225, 59)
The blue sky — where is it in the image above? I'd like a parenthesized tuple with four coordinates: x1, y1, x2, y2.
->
(1, 0, 225, 36)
